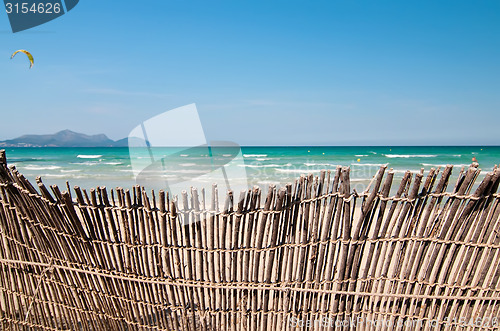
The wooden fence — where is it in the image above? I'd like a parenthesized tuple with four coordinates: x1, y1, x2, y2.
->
(0, 149, 499, 330)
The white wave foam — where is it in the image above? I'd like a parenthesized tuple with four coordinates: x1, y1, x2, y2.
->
(42, 174, 68, 178)
(275, 169, 318, 174)
(243, 154, 267, 158)
(239, 164, 283, 168)
(351, 163, 385, 167)
(179, 163, 197, 167)
(421, 163, 469, 168)
(24, 165, 61, 171)
(355, 155, 368, 157)
(384, 154, 437, 158)
(70, 161, 98, 166)
(160, 174, 178, 179)
(103, 162, 123, 165)
(169, 169, 206, 174)
(77, 155, 102, 159)
(304, 162, 336, 167)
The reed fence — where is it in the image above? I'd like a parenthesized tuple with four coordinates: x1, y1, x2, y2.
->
(0, 149, 499, 330)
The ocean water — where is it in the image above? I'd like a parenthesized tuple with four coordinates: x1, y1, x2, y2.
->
(2, 146, 498, 197)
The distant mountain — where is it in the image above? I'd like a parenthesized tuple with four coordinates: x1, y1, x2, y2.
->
(0, 130, 128, 147)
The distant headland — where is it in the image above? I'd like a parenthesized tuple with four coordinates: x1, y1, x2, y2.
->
(0, 130, 128, 147)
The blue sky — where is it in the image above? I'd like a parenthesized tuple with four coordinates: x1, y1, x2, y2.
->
(0, 0, 499, 145)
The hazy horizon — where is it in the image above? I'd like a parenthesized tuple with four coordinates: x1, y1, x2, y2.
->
(2, 128, 500, 147)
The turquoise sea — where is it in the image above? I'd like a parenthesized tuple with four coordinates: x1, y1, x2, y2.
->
(2, 146, 499, 197)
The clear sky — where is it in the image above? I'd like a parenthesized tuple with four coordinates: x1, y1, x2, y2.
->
(0, 0, 499, 145)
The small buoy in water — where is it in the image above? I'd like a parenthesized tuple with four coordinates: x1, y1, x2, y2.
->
(357, 158, 361, 162)
(322, 152, 325, 155)
(308, 150, 310, 153)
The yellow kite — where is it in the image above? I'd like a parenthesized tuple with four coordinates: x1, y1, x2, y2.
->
(11, 50, 34, 69)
